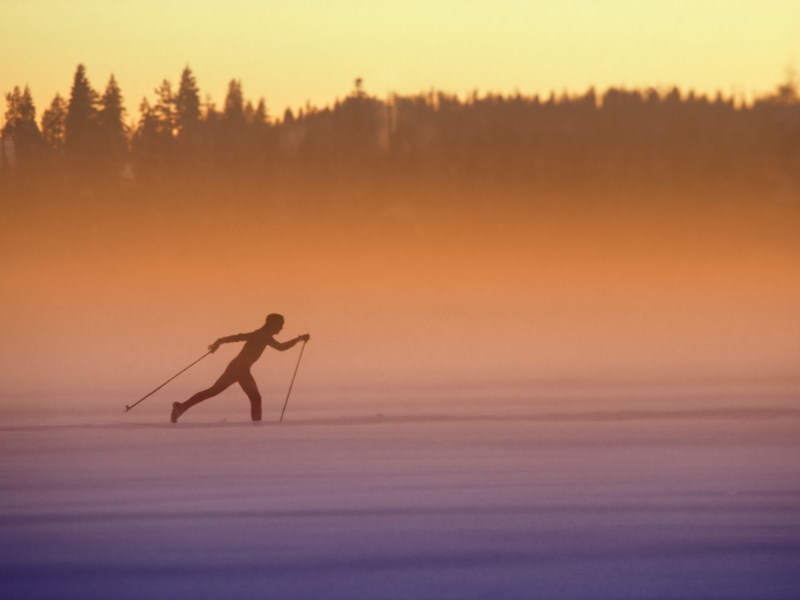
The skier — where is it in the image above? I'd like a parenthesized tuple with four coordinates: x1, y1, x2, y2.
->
(171, 313, 309, 423)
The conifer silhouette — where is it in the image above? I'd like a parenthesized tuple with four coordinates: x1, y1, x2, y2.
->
(65, 64, 98, 166)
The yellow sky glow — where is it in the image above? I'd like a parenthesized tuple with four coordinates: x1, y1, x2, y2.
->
(2, 0, 798, 120)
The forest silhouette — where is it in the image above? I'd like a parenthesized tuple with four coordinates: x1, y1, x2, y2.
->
(2, 64, 799, 202)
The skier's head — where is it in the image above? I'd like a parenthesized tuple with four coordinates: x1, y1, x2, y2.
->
(265, 313, 284, 333)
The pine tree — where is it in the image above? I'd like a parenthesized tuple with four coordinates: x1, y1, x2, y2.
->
(223, 80, 245, 124)
(3, 85, 44, 169)
(65, 64, 98, 165)
(220, 80, 247, 166)
(174, 67, 202, 165)
(3, 87, 23, 136)
(132, 80, 177, 172)
(175, 66, 200, 137)
(132, 98, 160, 172)
(153, 79, 175, 136)
(41, 93, 68, 154)
(97, 75, 128, 168)
(247, 98, 271, 165)
(253, 99, 268, 124)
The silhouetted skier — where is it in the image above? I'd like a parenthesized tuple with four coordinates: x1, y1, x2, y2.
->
(171, 313, 310, 423)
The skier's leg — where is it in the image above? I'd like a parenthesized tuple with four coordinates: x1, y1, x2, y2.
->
(172, 368, 237, 422)
(238, 371, 262, 421)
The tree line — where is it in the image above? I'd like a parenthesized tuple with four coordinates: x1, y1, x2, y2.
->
(2, 64, 799, 190)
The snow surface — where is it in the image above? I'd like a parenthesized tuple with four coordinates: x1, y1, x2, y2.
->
(1, 393, 799, 599)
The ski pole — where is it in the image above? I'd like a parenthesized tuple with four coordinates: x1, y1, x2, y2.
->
(125, 350, 213, 412)
(279, 338, 307, 423)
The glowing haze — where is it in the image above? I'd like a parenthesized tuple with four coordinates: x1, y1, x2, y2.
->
(2, 0, 798, 116)
(1, 0, 799, 412)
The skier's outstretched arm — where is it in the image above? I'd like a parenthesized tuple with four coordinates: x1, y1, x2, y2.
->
(208, 332, 251, 353)
(269, 334, 310, 352)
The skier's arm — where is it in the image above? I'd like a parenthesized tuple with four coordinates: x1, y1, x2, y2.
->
(268, 334, 310, 352)
(208, 332, 251, 352)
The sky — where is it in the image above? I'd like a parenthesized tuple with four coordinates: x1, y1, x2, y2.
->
(2, 0, 799, 120)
